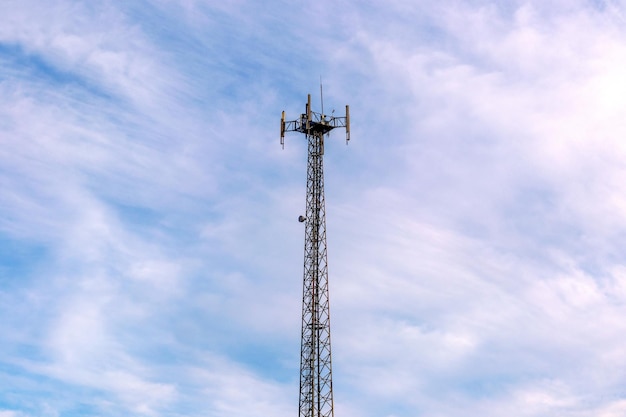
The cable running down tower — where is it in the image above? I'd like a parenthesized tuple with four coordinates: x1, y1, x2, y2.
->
(281, 93, 350, 417)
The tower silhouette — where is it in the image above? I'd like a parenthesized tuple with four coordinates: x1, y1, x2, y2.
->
(281, 93, 350, 417)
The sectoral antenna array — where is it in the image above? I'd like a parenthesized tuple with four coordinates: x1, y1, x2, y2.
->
(281, 94, 350, 150)
(280, 92, 350, 417)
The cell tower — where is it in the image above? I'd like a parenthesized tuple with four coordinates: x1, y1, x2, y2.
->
(280, 91, 350, 417)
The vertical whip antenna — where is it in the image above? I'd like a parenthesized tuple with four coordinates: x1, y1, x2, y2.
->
(320, 76, 324, 118)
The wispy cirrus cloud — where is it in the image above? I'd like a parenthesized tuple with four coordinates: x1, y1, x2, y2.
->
(314, 2, 626, 417)
(2, 1, 626, 416)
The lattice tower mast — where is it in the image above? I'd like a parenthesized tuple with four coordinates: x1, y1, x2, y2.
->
(281, 92, 350, 417)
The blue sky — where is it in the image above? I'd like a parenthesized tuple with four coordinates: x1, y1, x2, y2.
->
(2, 0, 626, 416)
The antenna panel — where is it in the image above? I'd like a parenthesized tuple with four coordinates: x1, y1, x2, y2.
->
(281, 110, 286, 148)
(345, 105, 350, 143)
(306, 94, 311, 132)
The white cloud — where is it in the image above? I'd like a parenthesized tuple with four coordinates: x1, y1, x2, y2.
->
(3, 0, 626, 416)
(318, 3, 626, 416)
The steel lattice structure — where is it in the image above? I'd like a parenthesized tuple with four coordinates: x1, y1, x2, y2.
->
(281, 93, 350, 417)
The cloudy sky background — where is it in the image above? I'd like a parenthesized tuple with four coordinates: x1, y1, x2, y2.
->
(2, 0, 626, 416)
